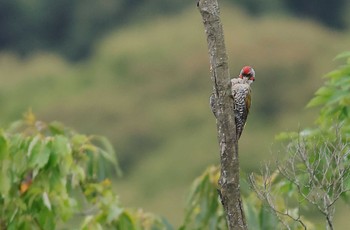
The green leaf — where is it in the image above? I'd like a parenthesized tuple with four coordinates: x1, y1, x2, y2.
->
(82, 218, 103, 230)
(0, 132, 10, 196)
(0, 132, 8, 160)
(340, 190, 350, 204)
(278, 181, 292, 194)
(159, 216, 174, 230)
(28, 139, 50, 169)
(27, 135, 40, 158)
(93, 135, 122, 177)
(327, 90, 349, 105)
(306, 95, 328, 108)
(116, 212, 137, 229)
(244, 200, 259, 229)
(334, 51, 350, 60)
(71, 165, 86, 186)
(259, 204, 279, 229)
(333, 76, 350, 88)
(0, 163, 10, 197)
(72, 134, 89, 147)
(42, 192, 52, 211)
(36, 208, 56, 230)
(344, 177, 350, 191)
(48, 121, 66, 135)
(315, 86, 334, 96)
(107, 206, 123, 223)
(275, 131, 298, 141)
(52, 135, 71, 157)
(49, 135, 72, 171)
(339, 106, 349, 119)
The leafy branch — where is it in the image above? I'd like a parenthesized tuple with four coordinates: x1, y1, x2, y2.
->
(0, 111, 172, 230)
(250, 52, 350, 230)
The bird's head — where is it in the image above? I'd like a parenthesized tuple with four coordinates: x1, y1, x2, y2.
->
(239, 66, 255, 82)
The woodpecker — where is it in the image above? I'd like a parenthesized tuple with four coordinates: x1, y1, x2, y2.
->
(231, 66, 255, 139)
(210, 66, 255, 139)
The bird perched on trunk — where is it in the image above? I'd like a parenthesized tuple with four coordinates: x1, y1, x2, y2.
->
(210, 66, 255, 139)
(231, 66, 255, 139)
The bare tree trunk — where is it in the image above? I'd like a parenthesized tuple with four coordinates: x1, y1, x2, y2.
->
(197, 0, 247, 229)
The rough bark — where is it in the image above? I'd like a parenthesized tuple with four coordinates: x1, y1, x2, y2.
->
(197, 0, 247, 229)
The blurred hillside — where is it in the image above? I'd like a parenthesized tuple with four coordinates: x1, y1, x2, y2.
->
(1, 2, 350, 228)
(0, 0, 349, 60)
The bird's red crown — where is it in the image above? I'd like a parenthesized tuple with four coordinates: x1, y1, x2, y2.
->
(241, 66, 253, 75)
(239, 66, 255, 81)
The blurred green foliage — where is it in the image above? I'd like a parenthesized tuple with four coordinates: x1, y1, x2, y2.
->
(179, 165, 313, 230)
(251, 53, 350, 229)
(307, 52, 350, 135)
(0, 111, 172, 230)
(180, 166, 226, 230)
(179, 166, 280, 230)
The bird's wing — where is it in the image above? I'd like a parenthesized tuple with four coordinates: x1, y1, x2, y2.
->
(245, 88, 251, 117)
